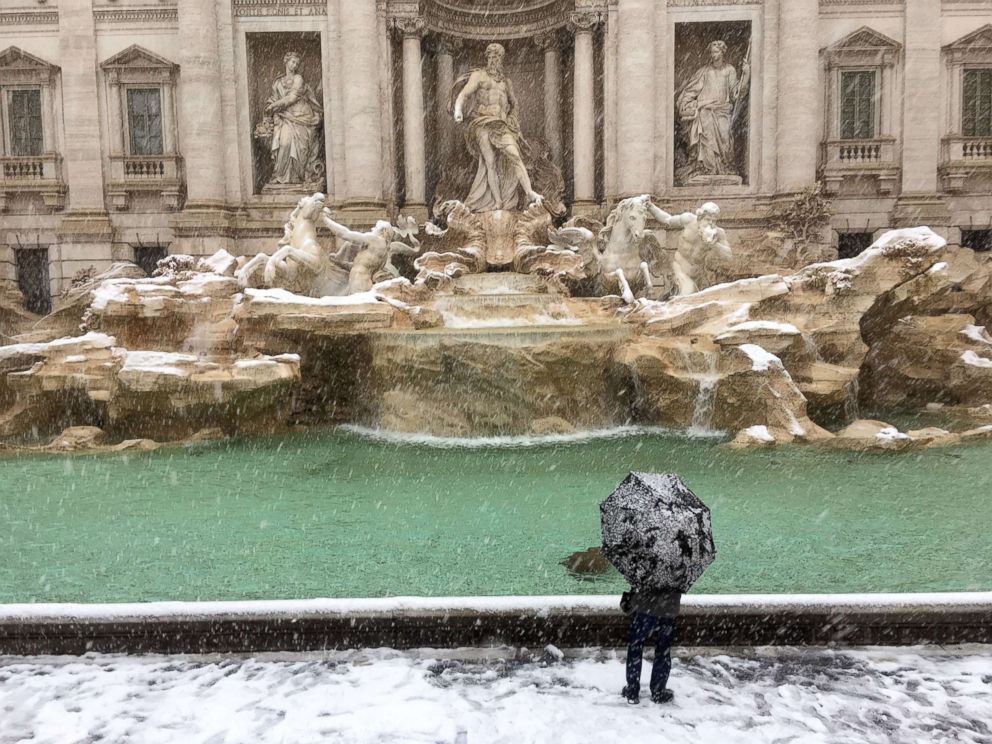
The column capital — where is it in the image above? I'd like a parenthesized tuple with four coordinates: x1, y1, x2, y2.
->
(568, 10, 603, 34)
(391, 16, 426, 39)
(534, 30, 562, 51)
(434, 34, 463, 57)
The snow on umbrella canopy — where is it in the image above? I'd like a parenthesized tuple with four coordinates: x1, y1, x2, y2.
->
(600, 472, 715, 593)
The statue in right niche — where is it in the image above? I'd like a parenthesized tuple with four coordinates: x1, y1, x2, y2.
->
(676, 40, 750, 184)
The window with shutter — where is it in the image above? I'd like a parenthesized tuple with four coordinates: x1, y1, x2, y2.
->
(840, 70, 875, 140)
(127, 88, 163, 156)
(963, 69, 992, 138)
(8, 89, 43, 156)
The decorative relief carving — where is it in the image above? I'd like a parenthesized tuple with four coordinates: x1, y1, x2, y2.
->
(422, 0, 573, 41)
(233, 0, 326, 17)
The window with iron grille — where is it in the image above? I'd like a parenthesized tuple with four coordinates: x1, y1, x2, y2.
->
(15, 248, 50, 315)
(961, 229, 992, 253)
(838, 232, 874, 259)
(963, 69, 992, 138)
(840, 71, 876, 140)
(8, 89, 43, 156)
(133, 244, 168, 276)
(127, 88, 163, 156)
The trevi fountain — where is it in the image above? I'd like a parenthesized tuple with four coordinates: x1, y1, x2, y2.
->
(0, 38, 991, 603)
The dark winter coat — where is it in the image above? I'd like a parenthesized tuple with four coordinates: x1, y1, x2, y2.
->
(620, 587, 682, 619)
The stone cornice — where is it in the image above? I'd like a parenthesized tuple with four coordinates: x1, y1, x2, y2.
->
(93, 6, 179, 24)
(0, 9, 58, 26)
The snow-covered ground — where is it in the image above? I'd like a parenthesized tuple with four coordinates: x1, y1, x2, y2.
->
(2, 646, 990, 744)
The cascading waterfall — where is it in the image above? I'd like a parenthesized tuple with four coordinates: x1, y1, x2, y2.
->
(801, 333, 824, 362)
(689, 351, 720, 433)
(844, 376, 861, 422)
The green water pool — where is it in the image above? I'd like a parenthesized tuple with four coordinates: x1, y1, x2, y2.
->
(1, 427, 990, 603)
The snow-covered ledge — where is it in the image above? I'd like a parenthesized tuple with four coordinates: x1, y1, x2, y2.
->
(3, 594, 990, 653)
(2, 592, 990, 623)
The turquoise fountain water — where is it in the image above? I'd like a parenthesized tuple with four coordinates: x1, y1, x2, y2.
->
(1, 427, 989, 603)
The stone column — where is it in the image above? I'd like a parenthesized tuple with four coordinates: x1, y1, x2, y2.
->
(570, 11, 601, 213)
(161, 83, 176, 155)
(56, 0, 113, 286)
(176, 0, 226, 208)
(40, 85, 55, 153)
(394, 17, 427, 217)
(896, 0, 946, 227)
(58, 0, 106, 213)
(435, 36, 462, 164)
(340, 0, 385, 216)
(106, 74, 125, 155)
(775, 0, 818, 194)
(615, 0, 654, 198)
(535, 31, 563, 168)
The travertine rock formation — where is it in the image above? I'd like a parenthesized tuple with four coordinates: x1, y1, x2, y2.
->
(0, 226, 989, 449)
(0, 331, 300, 441)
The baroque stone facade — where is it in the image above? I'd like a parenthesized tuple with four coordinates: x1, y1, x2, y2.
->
(1, 0, 991, 310)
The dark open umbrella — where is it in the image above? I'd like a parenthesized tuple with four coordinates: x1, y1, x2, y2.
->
(600, 472, 715, 592)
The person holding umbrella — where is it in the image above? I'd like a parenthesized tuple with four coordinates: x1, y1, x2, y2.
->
(619, 584, 682, 704)
(600, 472, 716, 706)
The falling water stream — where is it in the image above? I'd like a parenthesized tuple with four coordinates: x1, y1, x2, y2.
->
(689, 352, 720, 433)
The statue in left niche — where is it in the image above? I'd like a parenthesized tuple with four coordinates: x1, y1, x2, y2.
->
(254, 50, 324, 192)
(236, 193, 421, 297)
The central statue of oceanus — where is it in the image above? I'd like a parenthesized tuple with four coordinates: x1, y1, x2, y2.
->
(453, 43, 544, 212)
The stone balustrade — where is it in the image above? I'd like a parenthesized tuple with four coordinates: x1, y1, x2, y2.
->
(821, 138, 899, 195)
(0, 153, 66, 211)
(940, 136, 992, 192)
(107, 154, 184, 211)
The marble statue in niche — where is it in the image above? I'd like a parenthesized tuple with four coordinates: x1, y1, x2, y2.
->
(452, 43, 544, 212)
(676, 38, 750, 186)
(254, 50, 324, 193)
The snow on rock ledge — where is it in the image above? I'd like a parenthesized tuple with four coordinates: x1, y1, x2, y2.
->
(0, 330, 300, 442)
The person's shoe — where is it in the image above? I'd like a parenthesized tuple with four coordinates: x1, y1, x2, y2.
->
(650, 688, 675, 704)
(621, 685, 639, 704)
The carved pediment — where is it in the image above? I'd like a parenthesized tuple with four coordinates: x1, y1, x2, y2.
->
(101, 45, 177, 84)
(0, 46, 59, 84)
(943, 25, 992, 64)
(824, 27, 900, 68)
(101, 45, 177, 71)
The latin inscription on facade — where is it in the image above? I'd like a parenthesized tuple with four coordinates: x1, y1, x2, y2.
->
(233, 0, 326, 17)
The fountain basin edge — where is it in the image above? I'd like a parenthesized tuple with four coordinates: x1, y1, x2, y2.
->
(2, 592, 990, 654)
